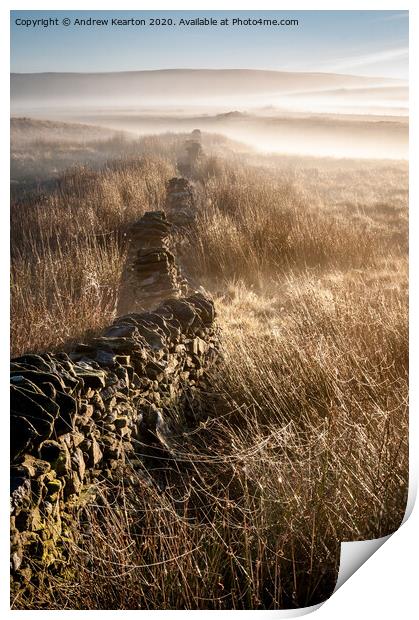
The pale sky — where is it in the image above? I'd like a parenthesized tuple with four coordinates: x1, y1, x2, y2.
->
(11, 10, 408, 79)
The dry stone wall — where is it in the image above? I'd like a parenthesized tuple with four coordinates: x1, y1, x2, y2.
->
(117, 210, 188, 316)
(165, 177, 196, 227)
(177, 129, 203, 179)
(11, 160, 220, 594)
(11, 292, 218, 592)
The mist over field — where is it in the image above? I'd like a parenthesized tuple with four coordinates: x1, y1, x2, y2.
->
(11, 68, 408, 159)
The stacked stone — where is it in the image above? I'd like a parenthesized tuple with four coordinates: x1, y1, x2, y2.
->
(177, 128, 203, 178)
(191, 129, 202, 141)
(117, 211, 187, 316)
(165, 177, 196, 227)
(10, 293, 218, 593)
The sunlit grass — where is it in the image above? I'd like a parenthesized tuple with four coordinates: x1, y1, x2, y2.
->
(11, 131, 408, 609)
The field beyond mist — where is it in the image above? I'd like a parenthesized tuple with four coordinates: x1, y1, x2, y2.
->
(11, 118, 408, 609)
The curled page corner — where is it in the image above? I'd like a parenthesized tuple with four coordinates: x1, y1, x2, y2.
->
(332, 466, 417, 596)
(256, 602, 324, 618)
(333, 535, 392, 593)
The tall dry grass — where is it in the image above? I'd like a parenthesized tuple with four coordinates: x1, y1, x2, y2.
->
(11, 157, 175, 355)
(11, 131, 408, 609)
(185, 160, 407, 283)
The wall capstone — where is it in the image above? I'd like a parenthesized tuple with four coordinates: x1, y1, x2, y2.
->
(117, 210, 187, 316)
(165, 177, 196, 227)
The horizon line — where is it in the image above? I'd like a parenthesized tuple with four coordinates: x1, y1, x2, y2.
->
(10, 67, 406, 82)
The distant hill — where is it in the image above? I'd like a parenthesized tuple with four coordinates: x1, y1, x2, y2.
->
(10, 68, 404, 109)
